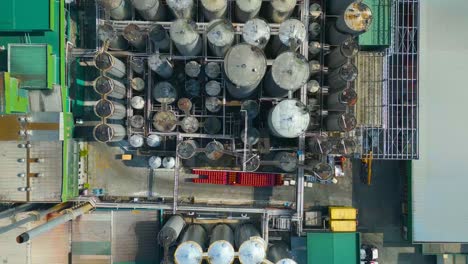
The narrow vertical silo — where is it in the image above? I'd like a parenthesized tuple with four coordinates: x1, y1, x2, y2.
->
(205, 81, 221, 96)
(167, 0, 194, 19)
(158, 215, 186, 247)
(267, 242, 297, 264)
(174, 225, 207, 264)
(131, 96, 146, 109)
(272, 19, 306, 55)
(264, 51, 309, 98)
(207, 19, 235, 57)
(170, 19, 202, 56)
(242, 18, 271, 50)
(129, 134, 145, 148)
(98, 24, 128, 50)
(180, 116, 200, 133)
(153, 82, 178, 104)
(123, 24, 147, 51)
(149, 53, 174, 79)
(224, 43, 267, 99)
(131, 0, 166, 21)
(205, 62, 221, 79)
(131, 77, 146, 92)
(326, 113, 357, 132)
(98, 0, 131, 20)
(153, 111, 178, 132)
(130, 115, 145, 129)
(94, 99, 126, 120)
(185, 61, 201, 78)
(327, 88, 357, 111)
(201, 0, 227, 21)
(93, 123, 126, 142)
(267, 0, 297, 23)
(93, 76, 126, 99)
(130, 57, 145, 74)
(235, 224, 266, 264)
(94, 51, 127, 78)
(207, 224, 235, 264)
(149, 25, 171, 52)
(326, 37, 359, 69)
(205, 141, 224, 160)
(147, 134, 162, 147)
(328, 62, 358, 91)
(268, 99, 310, 138)
(235, 0, 262, 22)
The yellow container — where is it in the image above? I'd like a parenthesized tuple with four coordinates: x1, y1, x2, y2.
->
(329, 207, 357, 220)
(330, 220, 357, 232)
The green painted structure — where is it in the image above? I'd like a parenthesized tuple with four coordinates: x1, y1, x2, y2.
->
(307, 232, 360, 264)
(0, 0, 78, 201)
(1, 72, 28, 113)
(359, 0, 391, 48)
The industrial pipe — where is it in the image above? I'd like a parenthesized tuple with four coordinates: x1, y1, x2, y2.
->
(0, 203, 69, 235)
(0, 204, 36, 220)
(16, 201, 95, 244)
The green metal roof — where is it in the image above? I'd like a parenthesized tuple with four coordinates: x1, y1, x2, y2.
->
(359, 0, 391, 48)
(307, 232, 360, 264)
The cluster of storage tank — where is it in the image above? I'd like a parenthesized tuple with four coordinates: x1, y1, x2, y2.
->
(157, 215, 296, 264)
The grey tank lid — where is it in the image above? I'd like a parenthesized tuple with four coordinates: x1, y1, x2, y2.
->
(170, 19, 199, 45)
(123, 24, 143, 42)
(224, 43, 267, 87)
(185, 61, 201, 77)
(236, 0, 262, 12)
(337, 63, 358, 82)
(153, 82, 177, 104)
(130, 115, 145, 128)
(94, 99, 114, 118)
(149, 24, 167, 42)
(339, 37, 359, 58)
(271, 0, 296, 12)
(242, 18, 271, 48)
(93, 123, 115, 142)
(272, 51, 309, 91)
(98, 24, 118, 41)
(94, 76, 114, 94)
(279, 19, 306, 47)
(174, 241, 203, 264)
(207, 19, 235, 47)
(205, 62, 221, 78)
(205, 80, 221, 96)
(207, 241, 235, 264)
(94, 51, 115, 71)
(129, 134, 144, 147)
(269, 99, 310, 138)
(238, 237, 266, 264)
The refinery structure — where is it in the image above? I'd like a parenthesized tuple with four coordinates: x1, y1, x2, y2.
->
(0, 0, 426, 263)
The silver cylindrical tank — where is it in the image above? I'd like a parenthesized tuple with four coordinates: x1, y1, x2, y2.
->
(205, 80, 221, 96)
(147, 134, 162, 147)
(207, 19, 235, 57)
(131, 0, 166, 21)
(309, 60, 322, 76)
(205, 62, 221, 79)
(94, 51, 126, 79)
(153, 82, 177, 104)
(268, 99, 310, 138)
(201, 0, 227, 21)
(131, 77, 146, 92)
(224, 43, 267, 99)
(93, 76, 126, 99)
(163, 157, 176, 169)
(205, 97, 222, 113)
(98, 0, 131, 20)
(308, 41, 322, 57)
(207, 224, 235, 264)
(123, 24, 147, 51)
(265, 51, 309, 97)
(93, 123, 126, 142)
(148, 53, 174, 79)
(272, 19, 306, 54)
(130, 115, 145, 129)
(153, 111, 177, 132)
(167, 0, 193, 19)
(149, 156, 162, 169)
(274, 152, 298, 172)
(131, 96, 146, 110)
(267, 0, 296, 23)
(185, 61, 201, 78)
(149, 25, 171, 52)
(130, 57, 145, 74)
(328, 62, 358, 91)
(205, 141, 224, 160)
(240, 127, 260, 145)
(185, 79, 201, 97)
(178, 98, 193, 113)
(326, 113, 357, 132)
(242, 18, 271, 49)
(158, 215, 186, 247)
(307, 79, 320, 94)
(175, 225, 207, 264)
(309, 3, 322, 19)
(170, 19, 202, 56)
(177, 139, 199, 159)
(204, 117, 221, 134)
(235, 224, 266, 264)
(309, 22, 321, 40)
(94, 99, 126, 120)
(97, 24, 128, 50)
(267, 242, 296, 264)
(327, 37, 359, 69)
(327, 88, 357, 111)
(129, 134, 144, 147)
(180, 116, 200, 133)
(235, 0, 262, 22)
(241, 100, 259, 119)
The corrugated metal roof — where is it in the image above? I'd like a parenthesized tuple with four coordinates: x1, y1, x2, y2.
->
(306, 232, 359, 264)
(413, 0, 468, 243)
(0, 141, 27, 201)
(30, 220, 70, 264)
